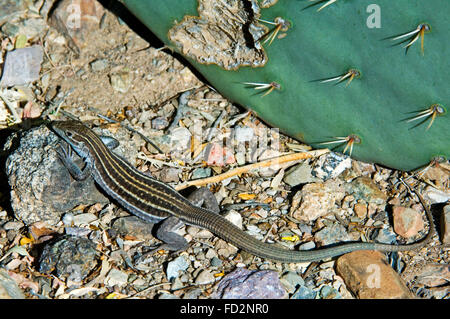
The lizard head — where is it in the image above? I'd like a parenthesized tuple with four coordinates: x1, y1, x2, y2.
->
(51, 120, 98, 156)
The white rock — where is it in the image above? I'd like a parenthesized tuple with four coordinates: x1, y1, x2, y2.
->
(195, 269, 215, 285)
(105, 268, 128, 287)
(424, 186, 450, 204)
(223, 210, 243, 229)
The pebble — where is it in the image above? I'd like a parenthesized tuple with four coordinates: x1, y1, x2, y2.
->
(290, 179, 346, 222)
(158, 167, 181, 183)
(62, 213, 74, 226)
(73, 213, 98, 226)
(392, 206, 424, 238)
(353, 202, 368, 219)
(195, 269, 215, 285)
(311, 152, 351, 181)
(2, 221, 24, 231)
(336, 251, 414, 298)
(424, 186, 450, 204)
(210, 257, 223, 267)
(151, 116, 170, 130)
(223, 210, 243, 229)
(347, 177, 387, 205)
(90, 58, 109, 72)
(166, 255, 190, 281)
(283, 163, 320, 186)
(280, 271, 305, 294)
(112, 216, 154, 241)
(39, 236, 98, 282)
(319, 285, 341, 299)
(105, 268, 129, 287)
(374, 227, 397, 244)
(0, 45, 43, 87)
(191, 167, 212, 180)
(291, 285, 316, 299)
(299, 241, 316, 250)
(211, 268, 287, 299)
(442, 205, 450, 244)
(0, 269, 25, 299)
(110, 70, 132, 93)
(314, 223, 351, 246)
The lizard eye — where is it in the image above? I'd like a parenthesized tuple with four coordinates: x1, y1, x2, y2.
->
(66, 131, 74, 138)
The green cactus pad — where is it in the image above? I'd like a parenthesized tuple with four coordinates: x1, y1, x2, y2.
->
(121, 0, 449, 171)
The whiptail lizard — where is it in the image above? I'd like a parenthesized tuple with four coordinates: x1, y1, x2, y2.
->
(51, 120, 435, 263)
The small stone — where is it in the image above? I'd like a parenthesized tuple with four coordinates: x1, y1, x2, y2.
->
(112, 216, 154, 241)
(212, 268, 287, 299)
(280, 271, 305, 294)
(158, 292, 179, 299)
(151, 117, 170, 130)
(39, 236, 98, 282)
(105, 268, 129, 287)
(442, 205, 450, 244)
(291, 285, 317, 299)
(283, 163, 320, 186)
(299, 241, 316, 250)
(223, 210, 243, 229)
(110, 70, 132, 93)
(0, 269, 25, 299)
(2, 221, 24, 231)
(314, 223, 351, 246)
(191, 167, 212, 180)
(353, 202, 368, 219)
(73, 213, 98, 226)
(290, 179, 346, 222)
(374, 227, 397, 244)
(90, 58, 109, 72)
(195, 269, 215, 285)
(210, 257, 223, 267)
(392, 206, 424, 238)
(205, 248, 218, 259)
(0, 46, 43, 87)
(336, 251, 414, 299)
(62, 213, 75, 226)
(424, 186, 450, 204)
(312, 152, 351, 180)
(166, 255, 190, 281)
(158, 167, 181, 183)
(319, 285, 341, 299)
(348, 177, 387, 205)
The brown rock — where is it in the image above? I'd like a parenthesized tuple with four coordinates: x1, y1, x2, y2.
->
(354, 202, 368, 219)
(392, 206, 424, 238)
(290, 179, 345, 222)
(349, 176, 387, 205)
(336, 251, 414, 299)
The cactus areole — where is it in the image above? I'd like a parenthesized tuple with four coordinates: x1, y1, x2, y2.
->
(121, 0, 449, 171)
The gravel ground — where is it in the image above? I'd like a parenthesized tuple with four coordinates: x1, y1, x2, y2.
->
(0, 0, 448, 299)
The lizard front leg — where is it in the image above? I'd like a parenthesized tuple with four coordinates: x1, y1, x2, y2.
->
(56, 142, 93, 181)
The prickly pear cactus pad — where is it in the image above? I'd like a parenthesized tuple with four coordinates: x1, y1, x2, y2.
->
(120, 0, 449, 171)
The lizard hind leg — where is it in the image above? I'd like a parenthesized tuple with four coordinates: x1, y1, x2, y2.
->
(155, 216, 189, 251)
